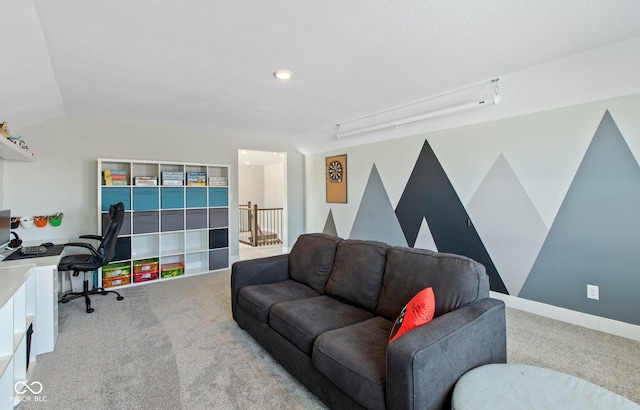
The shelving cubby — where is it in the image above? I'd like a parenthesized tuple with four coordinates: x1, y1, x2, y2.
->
(0, 265, 36, 408)
(98, 158, 229, 290)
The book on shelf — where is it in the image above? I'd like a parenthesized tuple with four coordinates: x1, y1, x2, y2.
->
(162, 171, 183, 178)
(134, 176, 158, 185)
(208, 176, 228, 186)
(186, 172, 206, 186)
(104, 169, 128, 186)
(161, 171, 184, 186)
(162, 179, 184, 186)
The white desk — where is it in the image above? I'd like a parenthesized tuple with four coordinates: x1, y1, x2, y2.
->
(0, 240, 68, 356)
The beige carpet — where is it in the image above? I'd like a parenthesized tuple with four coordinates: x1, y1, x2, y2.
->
(21, 269, 639, 409)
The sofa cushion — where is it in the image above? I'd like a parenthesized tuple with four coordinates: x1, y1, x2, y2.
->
(324, 240, 388, 312)
(313, 316, 393, 410)
(289, 233, 342, 293)
(377, 247, 489, 320)
(237, 280, 321, 323)
(270, 295, 374, 355)
(388, 287, 435, 343)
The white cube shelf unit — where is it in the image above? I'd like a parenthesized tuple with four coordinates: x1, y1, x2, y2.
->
(98, 158, 229, 290)
(0, 265, 36, 409)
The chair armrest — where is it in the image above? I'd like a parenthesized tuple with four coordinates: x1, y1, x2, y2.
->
(231, 254, 289, 322)
(386, 298, 506, 410)
(79, 234, 102, 241)
(64, 242, 100, 258)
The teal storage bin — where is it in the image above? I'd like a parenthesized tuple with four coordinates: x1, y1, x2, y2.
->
(133, 187, 159, 210)
(208, 187, 228, 207)
(101, 187, 131, 211)
(161, 187, 184, 209)
(186, 187, 207, 208)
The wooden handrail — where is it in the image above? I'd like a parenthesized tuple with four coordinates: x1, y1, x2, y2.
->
(239, 202, 283, 247)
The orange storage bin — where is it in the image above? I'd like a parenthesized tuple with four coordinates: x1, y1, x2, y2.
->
(133, 258, 159, 274)
(102, 274, 131, 288)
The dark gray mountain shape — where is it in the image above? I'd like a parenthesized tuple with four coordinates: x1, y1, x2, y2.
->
(395, 140, 508, 293)
(467, 153, 548, 296)
(519, 111, 640, 326)
(323, 209, 338, 237)
(349, 164, 408, 246)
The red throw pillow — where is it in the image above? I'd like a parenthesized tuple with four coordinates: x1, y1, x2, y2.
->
(388, 287, 435, 343)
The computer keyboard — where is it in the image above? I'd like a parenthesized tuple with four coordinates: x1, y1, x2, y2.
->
(21, 245, 48, 255)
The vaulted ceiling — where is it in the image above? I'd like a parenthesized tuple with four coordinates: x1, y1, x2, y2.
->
(3, 1, 640, 153)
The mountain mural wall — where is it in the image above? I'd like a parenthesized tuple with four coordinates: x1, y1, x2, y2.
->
(318, 104, 640, 326)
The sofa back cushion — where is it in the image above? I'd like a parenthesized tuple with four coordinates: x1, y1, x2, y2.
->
(324, 240, 388, 312)
(376, 247, 489, 321)
(289, 233, 342, 293)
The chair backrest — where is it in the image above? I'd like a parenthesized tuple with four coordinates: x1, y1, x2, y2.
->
(99, 202, 125, 264)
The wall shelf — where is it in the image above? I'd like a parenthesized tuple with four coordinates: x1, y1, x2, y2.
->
(0, 137, 34, 161)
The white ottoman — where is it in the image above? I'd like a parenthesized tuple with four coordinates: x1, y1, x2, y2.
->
(452, 363, 639, 410)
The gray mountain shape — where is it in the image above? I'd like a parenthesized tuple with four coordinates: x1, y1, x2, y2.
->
(519, 111, 640, 325)
(323, 209, 338, 237)
(349, 164, 408, 246)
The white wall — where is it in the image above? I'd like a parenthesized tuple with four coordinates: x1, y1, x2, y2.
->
(238, 164, 265, 207)
(264, 163, 284, 208)
(4, 116, 306, 258)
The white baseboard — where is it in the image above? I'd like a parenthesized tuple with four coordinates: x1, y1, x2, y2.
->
(491, 292, 640, 342)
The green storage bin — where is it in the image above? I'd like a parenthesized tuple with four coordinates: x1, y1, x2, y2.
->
(102, 262, 131, 278)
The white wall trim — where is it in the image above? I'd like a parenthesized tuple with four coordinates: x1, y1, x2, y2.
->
(491, 292, 640, 342)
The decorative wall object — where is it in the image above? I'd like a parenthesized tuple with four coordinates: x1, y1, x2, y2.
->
(326, 154, 347, 203)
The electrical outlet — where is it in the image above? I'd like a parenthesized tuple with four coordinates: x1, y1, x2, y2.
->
(587, 284, 599, 300)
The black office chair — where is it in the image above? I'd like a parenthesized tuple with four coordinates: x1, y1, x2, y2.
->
(58, 202, 126, 313)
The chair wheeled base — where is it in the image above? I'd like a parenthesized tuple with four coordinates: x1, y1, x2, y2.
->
(59, 271, 124, 313)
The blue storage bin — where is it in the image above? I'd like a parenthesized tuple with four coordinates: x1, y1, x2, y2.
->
(161, 187, 184, 209)
(101, 187, 131, 211)
(133, 187, 159, 210)
(208, 187, 228, 207)
(186, 187, 207, 208)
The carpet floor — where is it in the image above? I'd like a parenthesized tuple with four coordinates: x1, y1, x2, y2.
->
(21, 270, 639, 409)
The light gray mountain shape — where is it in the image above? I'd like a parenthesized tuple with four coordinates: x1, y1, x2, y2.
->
(519, 111, 640, 325)
(349, 164, 408, 246)
(467, 153, 548, 296)
(414, 217, 438, 251)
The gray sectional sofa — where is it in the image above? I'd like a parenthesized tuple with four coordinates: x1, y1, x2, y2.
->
(231, 233, 506, 409)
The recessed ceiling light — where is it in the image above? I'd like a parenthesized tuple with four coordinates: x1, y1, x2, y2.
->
(273, 70, 292, 80)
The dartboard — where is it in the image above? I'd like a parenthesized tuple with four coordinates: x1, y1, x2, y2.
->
(328, 160, 343, 182)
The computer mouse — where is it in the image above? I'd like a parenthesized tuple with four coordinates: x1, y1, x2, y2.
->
(41, 242, 54, 247)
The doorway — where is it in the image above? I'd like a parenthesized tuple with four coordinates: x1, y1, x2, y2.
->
(238, 150, 287, 258)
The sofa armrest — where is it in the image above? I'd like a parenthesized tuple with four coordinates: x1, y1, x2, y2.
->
(386, 298, 506, 410)
(230, 254, 290, 321)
